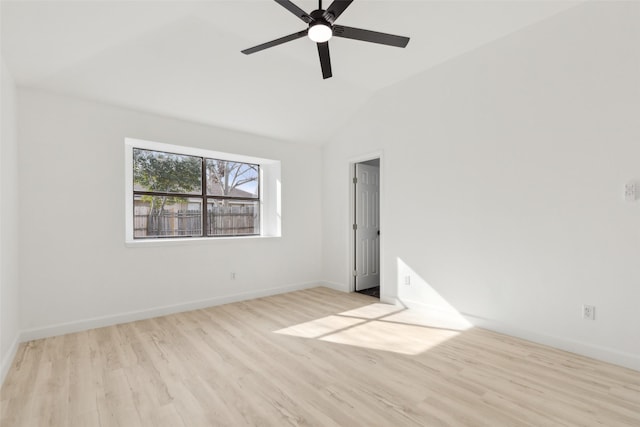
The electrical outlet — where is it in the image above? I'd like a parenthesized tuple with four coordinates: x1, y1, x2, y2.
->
(624, 182, 637, 202)
(230, 272, 236, 280)
(583, 305, 595, 320)
(404, 276, 411, 285)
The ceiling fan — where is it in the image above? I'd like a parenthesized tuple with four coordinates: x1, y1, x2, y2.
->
(241, 0, 410, 79)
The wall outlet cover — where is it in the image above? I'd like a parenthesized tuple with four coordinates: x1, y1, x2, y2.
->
(583, 305, 596, 320)
(625, 182, 637, 202)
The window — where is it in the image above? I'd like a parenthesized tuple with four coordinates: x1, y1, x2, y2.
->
(133, 148, 259, 239)
(126, 138, 280, 243)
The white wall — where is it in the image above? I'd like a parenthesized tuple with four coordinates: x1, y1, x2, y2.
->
(1, 56, 21, 381)
(17, 89, 323, 338)
(323, 2, 640, 370)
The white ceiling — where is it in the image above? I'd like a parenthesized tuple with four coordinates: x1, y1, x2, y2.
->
(1, 0, 579, 144)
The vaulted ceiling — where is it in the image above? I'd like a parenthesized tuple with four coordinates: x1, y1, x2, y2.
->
(1, 1, 579, 144)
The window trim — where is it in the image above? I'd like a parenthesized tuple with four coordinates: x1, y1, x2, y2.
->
(125, 138, 281, 245)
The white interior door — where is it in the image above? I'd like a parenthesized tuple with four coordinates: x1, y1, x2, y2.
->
(355, 163, 380, 291)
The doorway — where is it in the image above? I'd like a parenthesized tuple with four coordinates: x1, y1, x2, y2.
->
(353, 158, 380, 298)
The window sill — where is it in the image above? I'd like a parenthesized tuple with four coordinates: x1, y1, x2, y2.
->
(125, 234, 280, 248)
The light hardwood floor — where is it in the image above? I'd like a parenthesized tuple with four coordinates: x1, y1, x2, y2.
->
(1, 287, 639, 426)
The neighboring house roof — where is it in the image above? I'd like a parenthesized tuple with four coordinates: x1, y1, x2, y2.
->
(133, 183, 256, 198)
(208, 186, 256, 198)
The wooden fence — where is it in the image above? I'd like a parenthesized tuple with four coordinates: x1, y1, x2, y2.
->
(134, 205, 258, 238)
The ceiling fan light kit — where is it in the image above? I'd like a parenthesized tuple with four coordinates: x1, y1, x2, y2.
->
(241, 0, 410, 79)
(308, 22, 332, 43)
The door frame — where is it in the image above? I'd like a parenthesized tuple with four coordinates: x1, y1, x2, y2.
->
(349, 151, 384, 294)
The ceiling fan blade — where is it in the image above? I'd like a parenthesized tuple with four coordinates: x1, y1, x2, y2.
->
(333, 25, 410, 48)
(317, 42, 332, 79)
(242, 30, 308, 55)
(274, 0, 313, 23)
(323, 0, 354, 23)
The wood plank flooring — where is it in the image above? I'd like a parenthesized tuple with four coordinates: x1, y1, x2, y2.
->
(1, 287, 639, 426)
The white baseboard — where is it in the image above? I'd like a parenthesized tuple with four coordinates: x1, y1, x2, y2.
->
(19, 282, 321, 343)
(1, 335, 20, 386)
(10, 287, 639, 381)
(319, 281, 349, 292)
(397, 297, 639, 372)
(380, 294, 401, 305)
(396, 297, 458, 314)
(464, 313, 640, 372)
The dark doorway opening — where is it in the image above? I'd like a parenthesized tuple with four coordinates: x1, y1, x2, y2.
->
(356, 286, 380, 298)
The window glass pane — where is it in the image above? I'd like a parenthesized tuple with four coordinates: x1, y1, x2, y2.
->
(134, 195, 202, 238)
(133, 148, 202, 195)
(206, 159, 259, 198)
(207, 200, 259, 236)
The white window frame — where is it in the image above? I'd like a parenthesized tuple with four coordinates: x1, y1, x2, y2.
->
(124, 138, 281, 246)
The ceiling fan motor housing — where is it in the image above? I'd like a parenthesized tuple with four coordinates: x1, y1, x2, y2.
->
(308, 9, 333, 42)
(310, 9, 333, 27)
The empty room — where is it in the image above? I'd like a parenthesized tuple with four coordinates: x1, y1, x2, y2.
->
(1, 0, 639, 426)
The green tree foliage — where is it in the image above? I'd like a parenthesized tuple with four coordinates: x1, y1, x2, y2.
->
(133, 149, 201, 194)
(133, 149, 202, 233)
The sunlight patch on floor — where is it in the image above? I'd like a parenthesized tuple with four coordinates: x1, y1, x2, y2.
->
(339, 303, 404, 319)
(384, 309, 472, 331)
(274, 303, 467, 355)
(275, 315, 363, 339)
(320, 317, 460, 355)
